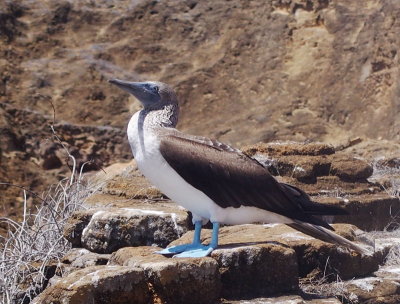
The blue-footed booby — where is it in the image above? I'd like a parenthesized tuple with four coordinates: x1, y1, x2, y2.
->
(109, 79, 370, 257)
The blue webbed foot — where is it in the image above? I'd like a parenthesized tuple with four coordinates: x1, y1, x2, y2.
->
(156, 243, 204, 255)
(157, 222, 220, 258)
(173, 245, 214, 258)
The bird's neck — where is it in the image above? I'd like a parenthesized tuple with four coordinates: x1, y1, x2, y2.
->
(127, 103, 179, 158)
(140, 103, 179, 129)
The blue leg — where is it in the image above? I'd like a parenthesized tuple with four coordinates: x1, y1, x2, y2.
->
(173, 222, 219, 258)
(156, 221, 204, 255)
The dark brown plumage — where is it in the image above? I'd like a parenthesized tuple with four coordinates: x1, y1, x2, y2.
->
(158, 130, 347, 230)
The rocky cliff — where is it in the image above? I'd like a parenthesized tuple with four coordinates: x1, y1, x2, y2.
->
(1, 0, 400, 219)
(26, 143, 400, 304)
(1, 0, 400, 302)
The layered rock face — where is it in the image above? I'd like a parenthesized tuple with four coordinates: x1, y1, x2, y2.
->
(1, 0, 400, 220)
(1, 0, 400, 302)
(30, 143, 400, 304)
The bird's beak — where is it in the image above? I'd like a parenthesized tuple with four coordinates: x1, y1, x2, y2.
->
(109, 79, 138, 93)
(109, 79, 160, 106)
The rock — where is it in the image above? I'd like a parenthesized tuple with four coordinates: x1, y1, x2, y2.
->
(369, 157, 400, 197)
(32, 265, 150, 304)
(109, 246, 221, 304)
(243, 143, 335, 157)
(0, 1, 25, 42)
(39, 141, 63, 169)
(317, 195, 400, 231)
(212, 244, 298, 298)
(224, 295, 342, 304)
(245, 142, 373, 183)
(376, 157, 400, 169)
(62, 248, 111, 268)
(375, 265, 400, 281)
(239, 142, 399, 232)
(346, 277, 400, 304)
(341, 140, 400, 163)
(329, 155, 373, 182)
(169, 224, 379, 281)
(63, 210, 94, 247)
(75, 199, 190, 253)
(88, 162, 164, 200)
(2, 0, 400, 221)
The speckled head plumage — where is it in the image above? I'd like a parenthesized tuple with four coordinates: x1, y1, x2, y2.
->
(109, 79, 178, 110)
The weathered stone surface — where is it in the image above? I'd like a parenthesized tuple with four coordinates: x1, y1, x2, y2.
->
(169, 224, 379, 281)
(224, 295, 342, 304)
(317, 195, 400, 231)
(283, 175, 380, 197)
(246, 142, 373, 183)
(89, 160, 164, 200)
(108, 245, 298, 300)
(346, 277, 400, 304)
(242, 143, 400, 232)
(79, 202, 189, 253)
(329, 155, 373, 183)
(62, 248, 111, 268)
(3, 0, 400, 224)
(109, 246, 221, 304)
(243, 143, 336, 157)
(212, 244, 298, 298)
(32, 265, 150, 304)
(375, 265, 400, 282)
(63, 210, 93, 247)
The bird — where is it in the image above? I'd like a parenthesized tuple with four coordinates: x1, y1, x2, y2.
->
(109, 79, 371, 258)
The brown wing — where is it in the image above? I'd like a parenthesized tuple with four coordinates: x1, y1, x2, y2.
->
(158, 131, 346, 229)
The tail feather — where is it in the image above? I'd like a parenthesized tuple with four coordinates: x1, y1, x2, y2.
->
(279, 183, 349, 216)
(287, 221, 373, 256)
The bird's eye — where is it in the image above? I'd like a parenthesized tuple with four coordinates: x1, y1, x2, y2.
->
(153, 85, 159, 93)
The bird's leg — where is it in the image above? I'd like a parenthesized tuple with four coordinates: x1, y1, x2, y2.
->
(173, 222, 219, 258)
(210, 222, 219, 249)
(156, 221, 204, 255)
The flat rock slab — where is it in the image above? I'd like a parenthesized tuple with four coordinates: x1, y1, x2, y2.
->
(32, 265, 150, 304)
(109, 246, 221, 304)
(316, 195, 400, 231)
(63, 196, 190, 253)
(224, 295, 341, 303)
(109, 245, 297, 300)
(169, 224, 379, 281)
(243, 143, 373, 183)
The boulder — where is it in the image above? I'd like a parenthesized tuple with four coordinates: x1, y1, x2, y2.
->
(32, 265, 150, 304)
(329, 155, 374, 183)
(109, 246, 221, 304)
(74, 200, 190, 253)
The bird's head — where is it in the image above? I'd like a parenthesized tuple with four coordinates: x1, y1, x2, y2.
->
(109, 79, 177, 109)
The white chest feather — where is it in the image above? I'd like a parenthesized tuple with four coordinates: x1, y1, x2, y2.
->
(127, 112, 216, 219)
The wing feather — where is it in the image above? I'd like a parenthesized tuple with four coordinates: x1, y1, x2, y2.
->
(158, 130, 346, 228)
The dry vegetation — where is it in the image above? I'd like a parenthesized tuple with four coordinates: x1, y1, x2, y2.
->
(0, 153, 100, 303)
